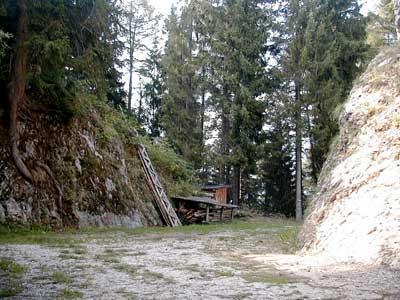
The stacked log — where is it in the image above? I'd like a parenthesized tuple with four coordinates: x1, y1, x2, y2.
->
(178, 206, 234, 224)
(178, 207, 207, 224)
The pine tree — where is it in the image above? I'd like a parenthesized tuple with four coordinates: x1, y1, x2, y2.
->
(261, 92, 296, 216)
(138, 31, 164, 137)
(161, 4, 203, 169)
(367, 0, 397, 49)
(303, 0, 368, 180)
(282, 0, 309, 220)
(0, 0, 126, 180)
(124, 0, 158, 113)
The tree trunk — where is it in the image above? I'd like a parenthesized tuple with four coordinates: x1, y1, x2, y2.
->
(9, 0, 32, 182)
(128, 5, 137, 113)
(295, 81, 303, 221)
(220, 83, 230, 184)
(395, 0, 400, 40)
(305, 104, 318, 184)
(232, 165, 240, 206)
(138, 83, 143, 123)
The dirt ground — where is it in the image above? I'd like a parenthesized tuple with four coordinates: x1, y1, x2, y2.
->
(0, 219, 399, 300)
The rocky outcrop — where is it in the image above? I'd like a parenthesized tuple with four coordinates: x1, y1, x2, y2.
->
(0, 99, 192, 228)
(300, 46, 400, 267)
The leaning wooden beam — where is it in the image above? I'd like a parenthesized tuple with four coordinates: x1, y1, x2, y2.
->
(137, 144, 181, 227)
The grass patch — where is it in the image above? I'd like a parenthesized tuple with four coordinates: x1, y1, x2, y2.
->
(76, 219, 300, 236)
(0, 258, 26, 275)
(73, 247, 88, 255)
(242, 271, 290, 285)
(59, 254, 82, 260)
(113, 264, 138, 277)
(184, 264, 201, 273)
(0, 225, 83, 246)
(79, 278, 93, 289)
(0, 283, 23, 298)
(140, 270, 175, 284)
(52, 271, 72, 284)
(278, 227, 300, 254)
(131, 251, 146, 256)
(58, 288, 83, 299)
(103, 257, 120, 264)
(214, 270, 234, 277)
(0, 258, 26, 297)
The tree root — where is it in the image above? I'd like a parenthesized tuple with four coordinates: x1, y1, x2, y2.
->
(36, 162, 63, 213)
(8, 0, 32, 182)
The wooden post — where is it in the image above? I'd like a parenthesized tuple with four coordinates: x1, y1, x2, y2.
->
(230, 208, 234, 222)
(220, 207, 224, 222)
(205, 206, 209, 223)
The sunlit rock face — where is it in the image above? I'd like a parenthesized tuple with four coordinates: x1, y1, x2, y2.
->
(300, 46, 400, 267)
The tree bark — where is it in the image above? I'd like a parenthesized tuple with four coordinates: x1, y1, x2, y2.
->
(220, 83, 230, 184)
(305, 104, 318, 184)
(395, 0, 400, 40)
(8, 0, 33, 182)
(232, 165, 240, 206)
(295, 80, 303, 221)
(128, 3, 137, 113)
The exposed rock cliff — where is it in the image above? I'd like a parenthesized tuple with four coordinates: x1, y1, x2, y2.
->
(300, 46, 400, 267)
(0, 97, 195, 228)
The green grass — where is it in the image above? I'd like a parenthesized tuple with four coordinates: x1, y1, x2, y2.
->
(0, 220, 301, 249)
(52, 271, 72, 284)
(102, 257, 120, 264)
(59, 254, 82, 260)
(75, 219, 299, 237)
(113, 264, 138, 277)
(140, 270, 175, 284)
(0, 225, 83, 246)
(0, 283, 23, 298)
(58, 288, 83, 299)
(0, 258, 26, 275)
(0, 258, 26, 297)
(214, 270, 235, 277)
(242, 272, 290, 285)
(278, 227, 301, 254)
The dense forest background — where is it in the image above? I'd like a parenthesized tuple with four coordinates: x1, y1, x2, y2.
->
(0, 0, 395, 219)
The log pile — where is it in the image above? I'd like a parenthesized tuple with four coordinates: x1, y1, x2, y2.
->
(178, 207, 206, 223)
(178, 206, 234, 224)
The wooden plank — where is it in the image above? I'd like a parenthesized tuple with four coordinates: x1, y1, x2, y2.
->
(137, 144, 181, 227)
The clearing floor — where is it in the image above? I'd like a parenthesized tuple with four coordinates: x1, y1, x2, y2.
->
(0, 219, 399, 300)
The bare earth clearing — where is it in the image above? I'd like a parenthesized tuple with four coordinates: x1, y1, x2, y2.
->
(0, 219, 399, 300)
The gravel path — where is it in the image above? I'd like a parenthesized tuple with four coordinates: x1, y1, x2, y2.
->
(0, 222, 399, 300)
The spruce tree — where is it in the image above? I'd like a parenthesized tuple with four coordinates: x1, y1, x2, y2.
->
(303, 0, 368, 180)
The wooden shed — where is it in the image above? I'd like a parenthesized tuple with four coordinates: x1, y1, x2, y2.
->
(172, 196, 238, 224)
(201, 184, 232, 204)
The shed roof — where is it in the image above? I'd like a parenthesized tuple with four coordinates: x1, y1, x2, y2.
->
(172, 196, 238, 208)
(201, 184, 232, 191)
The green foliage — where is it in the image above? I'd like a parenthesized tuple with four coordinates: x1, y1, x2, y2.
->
(0, 29, 11, 61)
(161, 5, 204, 169)
(302, 0, 369, 178)
(142, 138, 198, 196)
